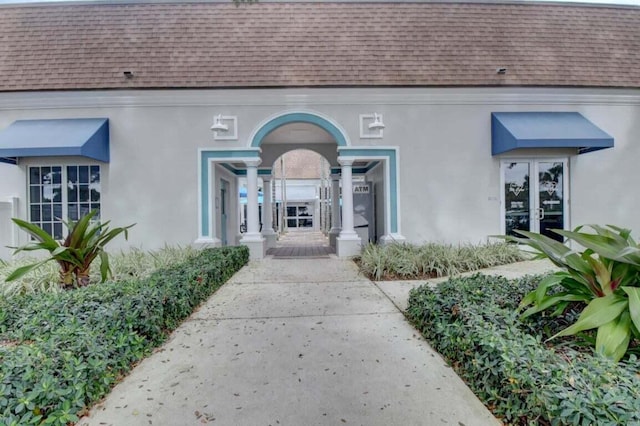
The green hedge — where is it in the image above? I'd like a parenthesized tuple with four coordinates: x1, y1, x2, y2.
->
(0, 246, 249, 426)
(405, 274, 640, 426)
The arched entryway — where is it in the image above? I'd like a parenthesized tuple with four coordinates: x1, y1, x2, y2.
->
(197, 110, 404, 259)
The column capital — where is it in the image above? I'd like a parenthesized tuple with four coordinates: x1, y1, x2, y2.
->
(243, 158, 262, 168)
(330, 173, 341, 180)
(261, 174, 273, 182)
(338, 158, 354, 167)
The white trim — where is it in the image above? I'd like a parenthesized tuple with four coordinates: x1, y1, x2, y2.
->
(2, 88, 639, 111)
(339, 152, 396, 240)
(500, 157, 570, 237)
(212, 115, 238, 140)
(359, 113, 384, 139)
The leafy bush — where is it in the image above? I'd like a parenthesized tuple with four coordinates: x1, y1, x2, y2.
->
(0, 246, 249, 425)
(405, 274, 640, 425)
(507, 225, 640, 361)
(358, 241, 524, 280)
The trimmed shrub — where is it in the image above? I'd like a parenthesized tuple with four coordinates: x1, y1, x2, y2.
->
(0, 246, 248, 425)
(405, 274, 640, 425)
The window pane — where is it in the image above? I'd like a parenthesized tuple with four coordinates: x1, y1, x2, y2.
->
(42, 184, 54, 202)
(53, 203, 63, 221)
(52, 184, 62, 202)
(68, 204, 79, 221)
(53, 223, 63, 240)
(29, 167, 40, 183)
(286, 206, 296, 216)
(79, 166, 89, 183)
(79, 184, 90, 202)
(52, 169, 62, 184)
(80, 203, 90, 217)
(67, 166, 77, 183)
(42, 205, 52, 221)
(287, 219, 297, 228)
(42, 223, 52, 236)
(30, 186, 40, 203)
(90, 166, 100, 183)
(68, 183, 78, 203)
(42, 167, 51, 183)
(90, 187, 100, 202)
(30, 205, 41, 222)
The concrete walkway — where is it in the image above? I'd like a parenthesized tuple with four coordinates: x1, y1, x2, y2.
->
(79, 256, 514, 426)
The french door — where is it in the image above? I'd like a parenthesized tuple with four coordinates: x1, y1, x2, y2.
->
(501, 159, 568, 241)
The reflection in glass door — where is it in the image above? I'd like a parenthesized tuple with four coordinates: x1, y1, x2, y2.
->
(537, 162, 565, 242)
(504, 162, 531, 237)
(502, 159, 567, 241)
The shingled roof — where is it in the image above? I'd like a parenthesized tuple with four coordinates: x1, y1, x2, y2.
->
(0, 0, 638, 91)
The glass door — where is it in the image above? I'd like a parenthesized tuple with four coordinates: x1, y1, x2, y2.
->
(536, 161, 566, 242)
(502, 159, 568, 240)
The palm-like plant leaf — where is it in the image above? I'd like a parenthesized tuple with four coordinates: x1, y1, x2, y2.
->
(5, 210, 134, 288)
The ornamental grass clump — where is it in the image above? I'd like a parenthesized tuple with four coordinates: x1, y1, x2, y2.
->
(357, 241, 524, 280)
(506, 225, 640, 362)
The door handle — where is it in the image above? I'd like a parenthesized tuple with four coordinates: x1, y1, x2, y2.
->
(537, 208, 545, 220)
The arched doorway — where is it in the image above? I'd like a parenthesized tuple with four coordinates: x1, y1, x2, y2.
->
(197, 110, 404, 259)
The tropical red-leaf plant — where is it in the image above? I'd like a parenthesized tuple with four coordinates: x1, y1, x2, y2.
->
(506, 225, 640, 362)
(5, 210, 134, 289)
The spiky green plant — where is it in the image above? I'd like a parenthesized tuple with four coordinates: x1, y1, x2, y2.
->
(4, 210, 134, 289)
(507, 225, 640, 362)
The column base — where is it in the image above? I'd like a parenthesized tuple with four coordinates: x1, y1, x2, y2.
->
(193, 237, 222, 249)
(379, 234, 407, 245)
(262, 229, 278, 249)
(329, 228, 341, 248)
(336, 235, 362, 258)
(240, 233, 266, 260)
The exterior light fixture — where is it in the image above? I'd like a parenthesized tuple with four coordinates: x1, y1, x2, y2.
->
(211, 114, 229, 132)
(496, 67, 507, 75)
(123, 71, 134, 78)
(368, 113, 385, 130)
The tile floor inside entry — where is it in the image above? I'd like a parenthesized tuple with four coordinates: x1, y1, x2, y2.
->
(267, 229, 335, 258)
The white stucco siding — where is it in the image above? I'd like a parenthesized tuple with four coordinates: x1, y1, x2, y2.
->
(0, 87, 639, 252)
(569, 104, 640, 230)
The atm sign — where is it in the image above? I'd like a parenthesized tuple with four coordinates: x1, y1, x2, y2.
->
(353, 184, 370, 194)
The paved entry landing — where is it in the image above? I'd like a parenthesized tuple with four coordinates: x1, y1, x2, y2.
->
(80, 257, 499, 426)
(267, 229, 335, 258)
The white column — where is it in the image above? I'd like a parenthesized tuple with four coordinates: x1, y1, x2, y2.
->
(246, 161, 261, 235)
(328, 173, 341, 248)
(336, 158, 361, 257)
(339, 159, 356, 237)
(240, 159, 266, 259)
(261, 175, 277, 249)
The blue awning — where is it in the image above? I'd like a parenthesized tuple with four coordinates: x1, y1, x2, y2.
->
(0, 118, 109, 164)
(491, 112, 613, 155)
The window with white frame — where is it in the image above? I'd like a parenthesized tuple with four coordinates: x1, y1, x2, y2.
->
(28, 165, 101, 239)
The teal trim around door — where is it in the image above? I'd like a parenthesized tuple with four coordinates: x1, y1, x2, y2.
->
(199, 149, 260, 239)
(338, 147, 399, 234)
(251, 112, 348, 147)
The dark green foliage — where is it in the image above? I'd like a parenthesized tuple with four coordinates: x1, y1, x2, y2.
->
(0, 246, 248, 425)
(405, 274, 640, 426)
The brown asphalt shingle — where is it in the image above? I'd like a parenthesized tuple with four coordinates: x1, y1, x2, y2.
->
(0, 1, 638, 91)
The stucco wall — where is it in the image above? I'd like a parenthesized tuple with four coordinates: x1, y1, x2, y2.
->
(0, 87, 638, 253)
